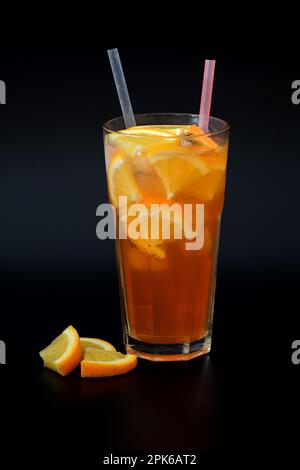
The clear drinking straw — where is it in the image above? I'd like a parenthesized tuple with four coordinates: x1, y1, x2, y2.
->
(198, 59, 216, 132)
(107, 48, 136, 128)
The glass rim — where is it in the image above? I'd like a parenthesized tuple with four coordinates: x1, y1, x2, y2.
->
(103, 113, 230, 139)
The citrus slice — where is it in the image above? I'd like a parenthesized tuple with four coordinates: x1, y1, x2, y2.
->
(39, 325, 81, 376)
(120, 126, 177, 137)
(80, 337, 116, 354)
(131, 238, 166, 261)
(184, 124, 219, 149)
(122, 196, 198, 260)
(184, 170, 225, 201)
(200, 144, 228, 171)
(81, 348, 137, 378)
(108, 151, 141, 207)
(119, 202, 167, 261)
(148, 149, 210, 200)
(107, 126, 179, 156)
(126, 242, 166, 271)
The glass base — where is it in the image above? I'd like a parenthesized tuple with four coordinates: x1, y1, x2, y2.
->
(126, 334, 211, 362)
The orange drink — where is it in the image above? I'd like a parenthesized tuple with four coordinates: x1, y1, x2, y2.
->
(103, 114, 229, 361)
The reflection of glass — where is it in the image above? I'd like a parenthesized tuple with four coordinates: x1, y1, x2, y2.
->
(103, 114, 229, 361)
(112, 357, 219, 450)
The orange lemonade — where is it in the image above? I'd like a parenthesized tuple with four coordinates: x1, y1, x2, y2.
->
(103, 114, 229, 360)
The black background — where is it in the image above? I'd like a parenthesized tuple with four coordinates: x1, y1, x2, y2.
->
(0, 31, 299, 464)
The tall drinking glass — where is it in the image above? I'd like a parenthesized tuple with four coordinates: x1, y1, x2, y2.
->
(103, 113, 229, 361)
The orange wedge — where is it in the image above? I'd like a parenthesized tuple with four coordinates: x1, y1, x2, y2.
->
(80, 337, 116, 354)
(39, 325, 81, 376)
(81, 348, 137, 378)
(184, 124, 219, 149)
(108, 151, 141, 207)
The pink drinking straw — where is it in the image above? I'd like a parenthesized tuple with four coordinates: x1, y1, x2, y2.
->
(198, 59, 216, 132)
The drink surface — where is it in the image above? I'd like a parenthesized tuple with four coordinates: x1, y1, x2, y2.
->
(104, 124, 228, 345)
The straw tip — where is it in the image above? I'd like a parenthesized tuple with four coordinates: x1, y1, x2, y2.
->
(107, 48, 118, 56)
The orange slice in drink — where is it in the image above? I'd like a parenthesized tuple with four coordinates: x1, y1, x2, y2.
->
(107, 126, 178, 156)
(123, 197, 197, 261)
(131, 238, 166, 261)
(119, 126, 178, 138)
(148, 148, 210, 200)
(80, 348, 137, 378)
(107, 126, 182, 178)
(80, 337, 116, 354)
(183, 124, 219, 150)
(39, 325, 81, 376)
(126, 241, 166, 271)
(183, 145, 227, 201)
(123, 204, 167, 261)
(184, 170, 226, 201)
(200, 144, 228, 172)
(108, 151, 141, 207)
